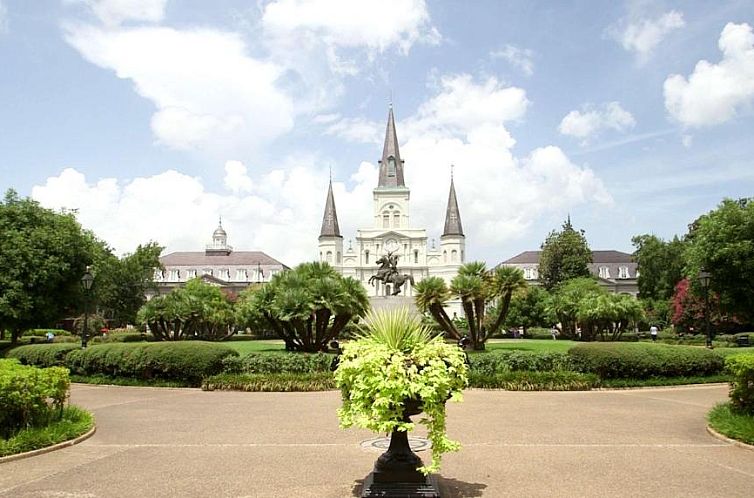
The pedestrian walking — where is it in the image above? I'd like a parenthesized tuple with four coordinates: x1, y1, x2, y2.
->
(650, 325, 658, 342)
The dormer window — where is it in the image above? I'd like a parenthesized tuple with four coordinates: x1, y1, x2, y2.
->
(618, 266, 629, 279)
(599, 266, 610, 279)
(387, 157, 396, 177)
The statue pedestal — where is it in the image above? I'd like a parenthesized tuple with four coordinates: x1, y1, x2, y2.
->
(369, 296, 419, 315)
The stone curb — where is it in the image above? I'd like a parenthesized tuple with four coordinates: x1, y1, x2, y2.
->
(593, 382, 729, 392)
(0, 425, 96, 465)
(706, 424, 754, 452)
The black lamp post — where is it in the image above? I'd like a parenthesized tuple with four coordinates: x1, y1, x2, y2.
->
(80, 266, 94, 349)
(698, 269, 712, 349)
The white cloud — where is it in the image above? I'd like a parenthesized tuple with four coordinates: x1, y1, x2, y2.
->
(67, 0, 167, 27)
(0, 0, 8, 34)
(223, 160, 254, 193)
(609, 10, 685, 60)
(325, 117, 382, 144)
(664, 22, 754, 127)
(63, 24, 294, 155)
(490, 44, 534, 76)
(262, 0, 439, 54)
(558, 102, 636, 142)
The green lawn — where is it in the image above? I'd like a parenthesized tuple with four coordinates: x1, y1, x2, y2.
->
(224, 340, 285, 354)
(481, 339, 578, 353)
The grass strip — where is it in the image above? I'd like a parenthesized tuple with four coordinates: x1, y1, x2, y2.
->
(468, 371, 600, 391)
(202, 372, 336, 392)
(0, 406, 93, 457)
(69, 374, 193, 388)
(600, 374, 730, 388)
(708, 402, 754, 445)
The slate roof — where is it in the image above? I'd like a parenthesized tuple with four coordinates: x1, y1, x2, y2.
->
(160, 251, 288, 268)
(500, 250, 634, 265)
(319, 179, 342, 238)
(377, 106, 406, 188)
(442, 177, 464, 237)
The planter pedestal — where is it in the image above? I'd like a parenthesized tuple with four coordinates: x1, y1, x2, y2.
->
(361, 399, 441, 498)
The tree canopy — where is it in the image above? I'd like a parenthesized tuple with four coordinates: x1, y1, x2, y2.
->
(538, 218, 592, 290)
(0, 190, 98, 341)
(631, 234, 686, 301)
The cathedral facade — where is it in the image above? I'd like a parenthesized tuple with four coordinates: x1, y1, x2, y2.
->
(318, 106, 466, 300)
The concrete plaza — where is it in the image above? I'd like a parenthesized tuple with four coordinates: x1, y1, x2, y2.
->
(1, 384, 754, 497)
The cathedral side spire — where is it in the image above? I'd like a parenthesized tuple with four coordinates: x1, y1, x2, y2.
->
(319, 179, 342, 238)
(377, 106, 406, 188)
(442, 172, 464, 237)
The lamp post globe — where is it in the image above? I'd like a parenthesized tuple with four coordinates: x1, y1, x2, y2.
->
(698, 269, 712, 349)
(80, 266, 94, 349)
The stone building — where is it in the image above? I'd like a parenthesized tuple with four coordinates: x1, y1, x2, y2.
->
(155, 221, 288, 298)
(318, 105, 465, 303)
(499, 250, 639, 296)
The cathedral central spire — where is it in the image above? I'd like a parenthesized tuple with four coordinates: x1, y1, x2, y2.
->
(377, 105, 406, 188)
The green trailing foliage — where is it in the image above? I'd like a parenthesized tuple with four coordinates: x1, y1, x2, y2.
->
(221, 351, 335, 374)
(202, 372, 335, 392)
(726, 354, 754, 415)
(568, 342, 724, 379)
(0, 359, 70, 439)
(468, 371, 599, 390)
(5, 344, 80, 367)
(0, 405, 93, 458)
(335, 309, 469, 474)
(63, 342, 238, 385)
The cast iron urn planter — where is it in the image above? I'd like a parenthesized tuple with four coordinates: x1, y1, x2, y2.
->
(361, 398, 441, 498)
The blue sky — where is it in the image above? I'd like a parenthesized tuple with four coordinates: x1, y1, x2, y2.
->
(1, 0, 753, 265)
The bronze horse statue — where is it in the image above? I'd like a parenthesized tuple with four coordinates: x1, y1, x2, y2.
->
(368, 252, 414, 296)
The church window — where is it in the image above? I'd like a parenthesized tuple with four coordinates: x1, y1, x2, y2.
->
(365, 250, 370, 264)
(443, 250, 447, 263)
(326, 251, 333, 263)
(394, 214, 400, 227)
(414, 250, 419, 264)
(461, 250, 464, 262)
(451, 250, 458, 262)
(383, 214, 389, 228)
(337, 251, 341, 264)
(388, 157, 396, 177)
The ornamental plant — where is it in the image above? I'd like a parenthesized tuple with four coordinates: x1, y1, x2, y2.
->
(334, 308, 469, 474)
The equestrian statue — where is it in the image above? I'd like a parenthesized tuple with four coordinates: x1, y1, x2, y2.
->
(368, 251, 414, 296)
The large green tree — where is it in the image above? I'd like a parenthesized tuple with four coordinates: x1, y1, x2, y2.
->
(0, 190, 98, 342)
(548, 277, 602, 339)
(96, 242, 163, 326)
(236, 262, 369, 352)
(684, 198, 754, 322)
(631, 234, 686, 300)
(538, 218, 592, 290)
(502, 286, 553, 334)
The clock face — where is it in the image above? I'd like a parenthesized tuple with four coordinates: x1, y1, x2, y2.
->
(385, 239, 399, 253)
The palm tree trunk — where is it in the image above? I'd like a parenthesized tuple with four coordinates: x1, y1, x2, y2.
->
(430, 304, 460, 339)
(491, 293, 513, 337)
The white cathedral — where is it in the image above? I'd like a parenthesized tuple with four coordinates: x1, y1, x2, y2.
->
(318, 106, 466, 299)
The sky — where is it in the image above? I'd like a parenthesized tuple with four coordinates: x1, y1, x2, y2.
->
(1, 0, 753, 266)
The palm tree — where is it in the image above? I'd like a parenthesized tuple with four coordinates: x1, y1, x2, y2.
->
(488, 266, 527, 334)
(414, 277, 461, 339)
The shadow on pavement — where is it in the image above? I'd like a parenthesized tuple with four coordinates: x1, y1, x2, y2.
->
(351, 476, 487, 497)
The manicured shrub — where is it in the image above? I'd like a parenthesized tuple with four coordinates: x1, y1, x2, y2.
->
(468, 371, 599, 390)
(568, 342, 725, 379)
(227, 352, 336, 374)
(5, 344, 80, 367)
(65, 342, 238, 385)
(202, 372, 336, 392)
(0, 359, 70, 438)
(90, 332, 150, 344)
(726, 354, 754, 415)
(467, 350, 573, 376)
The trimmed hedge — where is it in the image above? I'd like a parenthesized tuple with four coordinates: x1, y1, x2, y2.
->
(726, 354, 754, 415)
(223, 352, 335, 374)
(568, 342, 725, 379)
(468, 371, 599, 390)
(0, 359, 70, 438)
(5, 344, 80, 367)
(467, 350, 573, 376)
(65, 342, 238, 385)
(203, 372, 336, 392)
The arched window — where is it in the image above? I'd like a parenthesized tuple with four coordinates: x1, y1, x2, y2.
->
(365, 250, 370, 264)
(337, 251, 341, 263)
(383, 213, 389, 228)
(451, 249, 458, 262)
(326, 251, 333, 263)
(394, 213, 400, 227)
(388, 157, 396, 177)
(414, 249, 419, 264)
(443, 250, 447, 263)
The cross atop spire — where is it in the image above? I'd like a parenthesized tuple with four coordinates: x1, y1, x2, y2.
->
(377, 105, 406, 188)
(442, 171, 464, 237)
(319, 178, 342, 238)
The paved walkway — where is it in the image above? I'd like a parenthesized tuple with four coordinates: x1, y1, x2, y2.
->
(1, 384, 753, 497)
